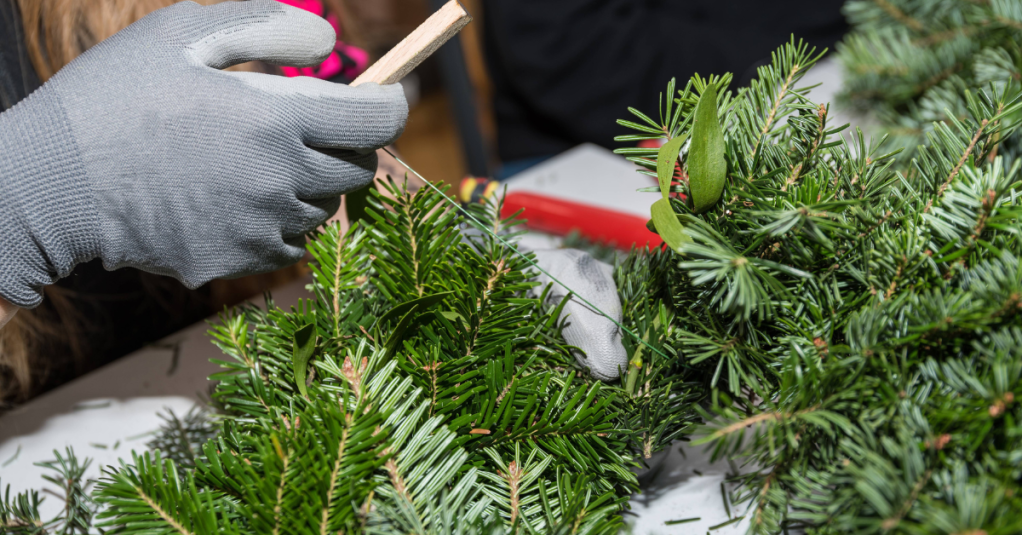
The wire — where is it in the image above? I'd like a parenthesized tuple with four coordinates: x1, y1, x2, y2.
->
(383, 148, 670, 362)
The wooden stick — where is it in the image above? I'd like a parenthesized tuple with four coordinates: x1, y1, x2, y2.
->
(351, 1, 472, 87)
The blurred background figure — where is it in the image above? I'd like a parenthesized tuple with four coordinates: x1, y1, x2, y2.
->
(481, 0, 848, 177)
(0, 0, 849, 411)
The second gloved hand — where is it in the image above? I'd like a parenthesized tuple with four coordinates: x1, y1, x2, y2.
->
(0, 0, 407, 308)
(532, 249, 628, 381)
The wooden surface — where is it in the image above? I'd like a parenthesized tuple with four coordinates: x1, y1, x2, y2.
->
(352, 0, 471, 86)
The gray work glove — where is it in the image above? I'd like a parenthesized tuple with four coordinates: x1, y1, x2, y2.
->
(532, 249, 627, 381)
(0, 0, 407, 308)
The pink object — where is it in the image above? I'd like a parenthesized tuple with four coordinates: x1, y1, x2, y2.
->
(326, 12, 342, 35)
(276, 0, 324, 15)
(274, 0, 368, 81)
(338, 43, 369, 76)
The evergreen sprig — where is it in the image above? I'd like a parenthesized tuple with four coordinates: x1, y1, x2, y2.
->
(617, 35, 1022, 535)
(1, 448, 96, 534)
(81, 174, 697, 533)
(838, 0, 1022, 164)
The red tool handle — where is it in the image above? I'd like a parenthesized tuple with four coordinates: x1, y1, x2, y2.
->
(501, 191, 663, 250)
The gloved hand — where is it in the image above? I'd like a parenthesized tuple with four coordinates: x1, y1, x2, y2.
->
(0, 0, 407, 308)
(532, 249, 627, 381)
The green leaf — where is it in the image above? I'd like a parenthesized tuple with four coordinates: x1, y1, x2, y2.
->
(292, 323, 317, 398)
(379, 292, 453, 360)
(375, 291, 454, 329)
(651, 198, 690, 250)
(345, 183, 373, 226)
(688, 83, 726, 214)
(440, 310, 464, 322)
(656, 134, 688, 201)
(383, 304, 421, 360)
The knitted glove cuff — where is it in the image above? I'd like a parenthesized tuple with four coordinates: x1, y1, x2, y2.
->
(0, 90, 100, 308)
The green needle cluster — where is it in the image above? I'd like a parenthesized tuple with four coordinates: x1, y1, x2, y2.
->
(618, 35, 1022, 535)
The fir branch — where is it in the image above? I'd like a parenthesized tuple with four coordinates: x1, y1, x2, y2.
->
(619, 31, 1022, 535)
(319, 427, 349, 535)
(880, 469, 932, 531)
(936, 119, 988, 199)
(872, 0, 924, 32)
(270, 444, 288, 535)
(703, 404, 821, 441)
(137, 488, 196, 535)
(752, 61, 802, 159)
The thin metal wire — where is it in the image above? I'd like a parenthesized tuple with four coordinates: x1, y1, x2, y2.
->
(383, 148, 669, 361)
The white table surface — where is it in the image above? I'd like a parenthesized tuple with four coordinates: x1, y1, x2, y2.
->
(503, 143, 658, 219)
(0, 57, 860, 532)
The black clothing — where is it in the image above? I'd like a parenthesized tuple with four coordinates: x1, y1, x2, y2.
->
(1, 0, 212, 407)
(0, 0, 38, 110)
(482, 0, 848, 162)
